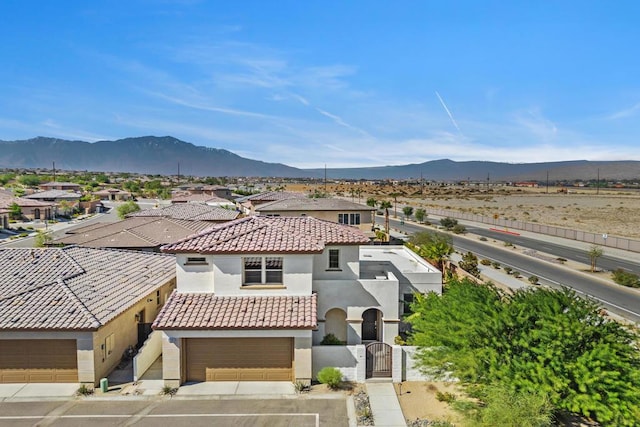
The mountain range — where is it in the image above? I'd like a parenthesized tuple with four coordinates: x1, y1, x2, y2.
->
(1, 136, 638, 181)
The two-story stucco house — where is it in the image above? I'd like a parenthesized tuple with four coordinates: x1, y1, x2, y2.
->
(153, 216, 441, 386)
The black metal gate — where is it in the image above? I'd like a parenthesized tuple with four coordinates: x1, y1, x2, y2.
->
(365, 342, 392, 378)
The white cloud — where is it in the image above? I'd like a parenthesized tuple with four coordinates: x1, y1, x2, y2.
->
(607, 102, 640, 120)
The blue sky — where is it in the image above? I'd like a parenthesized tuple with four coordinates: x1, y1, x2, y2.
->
(1, 1, 639, 168)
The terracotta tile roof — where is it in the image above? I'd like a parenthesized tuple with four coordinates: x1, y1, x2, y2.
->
(127, 203, 239, 221)
(236, 191, 307, 203)
(153, 293, 317, 330)
(51, 217, 212, 249)
(24, 190, 82, 200)
(256, 197, 373, 212)
(0, 247, 175, 331)
(161, 216, 370, 254)
(171, 193, 231, 204)
(0, 195, 55, 209)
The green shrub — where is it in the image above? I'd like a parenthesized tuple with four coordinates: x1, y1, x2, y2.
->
(76, 384, 94, 396)
(528, 275, 539, 285)
(435, 391, 456, 403)
(478, 236, 488, 241)
(503, 266, 513, 275)
(612, 269, 640, 288)
(317, 367, 343, 389)
(320, 333, 345, 345)
(452, 224, 466, 234)
(491, 261, 501, 269)
(480, 259, 491, 266)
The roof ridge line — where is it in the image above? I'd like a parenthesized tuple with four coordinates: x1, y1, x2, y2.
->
(198, 221, 269, 251)
(57, 278, 102, 329)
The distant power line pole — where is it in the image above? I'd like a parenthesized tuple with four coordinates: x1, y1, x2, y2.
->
(546, 170, 549, 193)
(597, 168, 600, 195)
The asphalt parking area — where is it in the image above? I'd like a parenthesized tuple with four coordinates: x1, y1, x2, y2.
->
(0, 398, 348, 427)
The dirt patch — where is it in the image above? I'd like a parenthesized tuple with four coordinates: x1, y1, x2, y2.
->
(395, 381, 466, 426)
(286, 184, 640, 239)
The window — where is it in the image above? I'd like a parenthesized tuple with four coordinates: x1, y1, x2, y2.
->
(156, 290, 161, 305)
(328, 249, 340, 269)
(338, 213, 360, 225)
(243, 256, 283, 285)
(185, 257, 207, 265)
(402, 294, 415, 315)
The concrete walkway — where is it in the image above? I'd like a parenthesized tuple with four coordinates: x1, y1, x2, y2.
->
(0, 383, 78, 401)
(366, 382, 406, 427)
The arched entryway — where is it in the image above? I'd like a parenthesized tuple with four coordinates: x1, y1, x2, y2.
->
(325, 308, 347, 343)
(361, 308, 382, 342)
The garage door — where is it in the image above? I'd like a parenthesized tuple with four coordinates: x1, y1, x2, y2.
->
(186, 338, 293, 382)
(0, 340, 78, 383)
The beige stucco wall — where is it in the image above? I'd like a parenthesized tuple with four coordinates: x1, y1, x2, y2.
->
(256, 209, 374, 231)
(91, 278, 176, 384)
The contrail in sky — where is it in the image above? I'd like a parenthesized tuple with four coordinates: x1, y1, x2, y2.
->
(435, 91, 463, 135)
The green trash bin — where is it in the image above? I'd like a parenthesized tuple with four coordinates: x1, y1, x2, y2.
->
(100, 378, 108, 393)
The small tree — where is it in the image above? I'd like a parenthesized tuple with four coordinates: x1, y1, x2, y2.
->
(34, 230, 53, 247)
(402, 206, 414, 219)
(588, 245, 604, 273)
(440, 217, 458, 230)
(414, 208, 426, 223)
(366, 197, 377, 208)
(8, 202, 22, 220)
(116, 201, 141, 219)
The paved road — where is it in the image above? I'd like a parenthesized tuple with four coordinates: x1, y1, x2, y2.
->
(0, 398, 347, 427)
(383, 211, 640, 274)
(388, 217, 640, 323)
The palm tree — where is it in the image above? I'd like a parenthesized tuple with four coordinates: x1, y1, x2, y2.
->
(378, 200, 392, 241)
(588, 245, 604, 272)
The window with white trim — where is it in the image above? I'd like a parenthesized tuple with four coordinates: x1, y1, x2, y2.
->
(185, 256, 208, 265)
(243, 256, 283, 285)
(328, 249, 340, 269)
(338, 213, 361, 225)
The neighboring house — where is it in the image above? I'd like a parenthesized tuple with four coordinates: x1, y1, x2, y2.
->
(170, 193, 236, 209)
(173, 185, 233, 200)
(126, 203, 239, 223)
(255, 197, 375, 234)
(152, 216, 441, 386)
(235, 191, 307, 215)
(0, 208, 8, 229)
(40, 181, 82, 192)
(0, 193, 55, 221)
(0, 247, 175, 385)
(24, 190, 82, 216)
(93, 188, 132, 201)
(50, 217, 213, 251)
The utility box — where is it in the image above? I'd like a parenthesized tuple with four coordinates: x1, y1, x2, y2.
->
(100, 378, 108, 393)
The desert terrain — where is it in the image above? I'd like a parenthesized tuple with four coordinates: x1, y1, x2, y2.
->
(287, 183, 640, 239)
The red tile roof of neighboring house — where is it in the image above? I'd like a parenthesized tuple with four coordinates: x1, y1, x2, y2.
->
(170, 193, 231, 204)
(0, 247, 175, 331)
(161, 216, 370, 254)
(153, 293, 317, 330)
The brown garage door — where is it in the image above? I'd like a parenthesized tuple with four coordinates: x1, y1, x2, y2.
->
(186, 338, 293, 382)
(0, 339, 78, 383)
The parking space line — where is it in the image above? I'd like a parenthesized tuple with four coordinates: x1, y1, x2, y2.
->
(0, 413, 320, 426)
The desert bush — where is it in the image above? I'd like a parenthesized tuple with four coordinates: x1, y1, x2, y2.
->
(612, 269, 640, 288)
(317, 367, 343, 389)
(491, 261, 501, 269)
(452, 224, 466, 234)
(528, 275, 539, 285)
(435, 391, 456, 403)
(320, 333, 345, 345)
(480, 259, 491, 266)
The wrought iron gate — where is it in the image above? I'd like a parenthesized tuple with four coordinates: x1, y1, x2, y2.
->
(365, 342, 392, 378)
